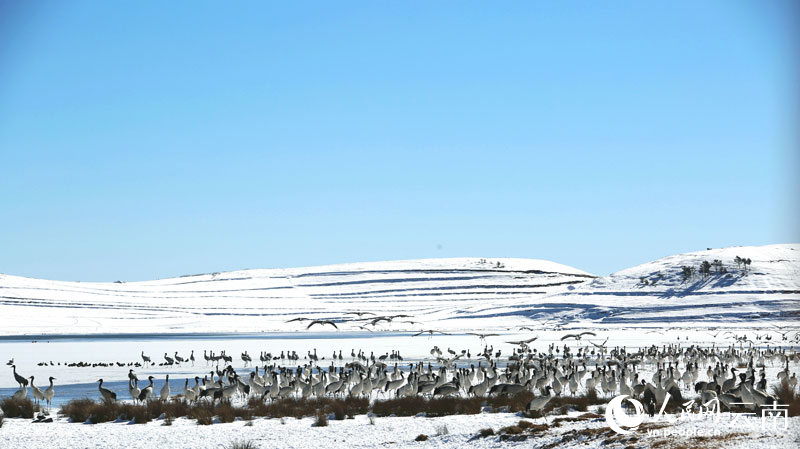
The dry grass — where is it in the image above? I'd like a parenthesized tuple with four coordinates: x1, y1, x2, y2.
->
(771, 380, 800, 417)
(191, 407, 214, 425)
(371, 396, 482, 417)
(246, 397, 367, 420)
(475, 428, 495, 438)
(485, 390, 533, 412)
(314, 412, 328, 427)
(226, 440, 258, 449)
(60, 399, 151, 424)
(0, 397, 39, 418)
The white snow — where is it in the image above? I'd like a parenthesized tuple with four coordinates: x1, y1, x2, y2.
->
(0, 245, 796, 337)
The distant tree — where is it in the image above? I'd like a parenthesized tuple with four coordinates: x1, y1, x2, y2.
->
(734, 256, 743, 270)
(681, 266, 694, 282)
(699, 260, 711, 278)
(745, 258, 752, 272)
(712, 259, 724, 273)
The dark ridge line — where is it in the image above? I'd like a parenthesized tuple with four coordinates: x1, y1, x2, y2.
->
(298, 274, 503, 287)
(292, 268, 596, 279)
(566, 289, 800, 297)
(309, 281, 584, 297)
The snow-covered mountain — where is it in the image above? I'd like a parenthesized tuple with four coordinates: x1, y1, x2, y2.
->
(0, 245, 797, 336)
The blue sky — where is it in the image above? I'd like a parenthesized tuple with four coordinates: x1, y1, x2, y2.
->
(1, 1, 797, 281)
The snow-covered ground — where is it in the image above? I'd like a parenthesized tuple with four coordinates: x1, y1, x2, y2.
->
(1, 407, 798, 448)
(1, 244, 798, 447)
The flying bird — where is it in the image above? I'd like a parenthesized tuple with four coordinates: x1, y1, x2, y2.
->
(413, 330, 451, 338)
(306, 320, 338, 330)
(506, 336, 539, 345)
(343, 311, 375, 317)
(467, 332, 499, 342)
(560, 332, 597, 341)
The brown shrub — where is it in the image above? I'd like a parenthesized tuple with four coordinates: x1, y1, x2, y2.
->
(0, 397, 39, 419)
(60, 399, 152, 424)
(486, 390, 534, 412)
(477, 428, 495, 438)
(772, 380, 800, 417)
(371, 396, 482, 417)
(415, 434, 428, 441)
(226, 440, 258, 449)
(314, 412, 328, 427)
(191, 406, 214, 425)
(499, 425, 523, 435)
(59, 399, 96, 422)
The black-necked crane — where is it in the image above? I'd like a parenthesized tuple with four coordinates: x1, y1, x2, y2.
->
(164, 353, 175, 365)
(184, 378, 198, 402)
(44, 377, 55, 410)
(412, 330, 451, 338)
(138, 376, 154, 402)
(12, 383, 27, 401)
(11, 365, 28, 388)
(174, 352, 185, 364)
(97, 379, 117, 402)
(30, 376, 45, 405)
(129, 377, 141, 403)
(306, 320, 338, 330)
(467, 332, 499, 343)
(160, 374, 170, 401)
(560, 332, 597, 341)
(141, 351, 151, 364)
(190, 350, 195, 366)
(526, 385, 553, 422)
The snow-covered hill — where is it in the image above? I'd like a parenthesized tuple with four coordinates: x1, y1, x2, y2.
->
(478, 244, 800, 328)
(0, 245, 797, 336)
(0, 258, 593, 336)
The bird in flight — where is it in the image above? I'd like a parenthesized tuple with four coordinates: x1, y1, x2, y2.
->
(306, 320, 338, 330)
(285, 317, 310, 323)
(467, 332, 499, 342)
(412, 330, 451, 338)
(344, 311, 375, 317)
(368, 316, 393, 326)
(589, 337, 609, 349)
(506, 336, 539, 345)
(560, 332, 597, 341)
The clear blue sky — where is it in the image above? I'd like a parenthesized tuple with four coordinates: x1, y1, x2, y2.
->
(1, 1, 797, 281)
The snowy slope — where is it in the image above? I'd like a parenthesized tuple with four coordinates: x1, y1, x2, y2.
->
(476, 244, 800, 328)
(0, 245, 797, 336)
(0, 258, 593, 336)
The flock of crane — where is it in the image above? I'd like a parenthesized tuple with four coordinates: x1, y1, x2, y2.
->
(5, 328, 799, 422)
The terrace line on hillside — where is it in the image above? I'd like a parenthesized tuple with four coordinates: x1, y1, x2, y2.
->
(0, 245, 797, 336)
